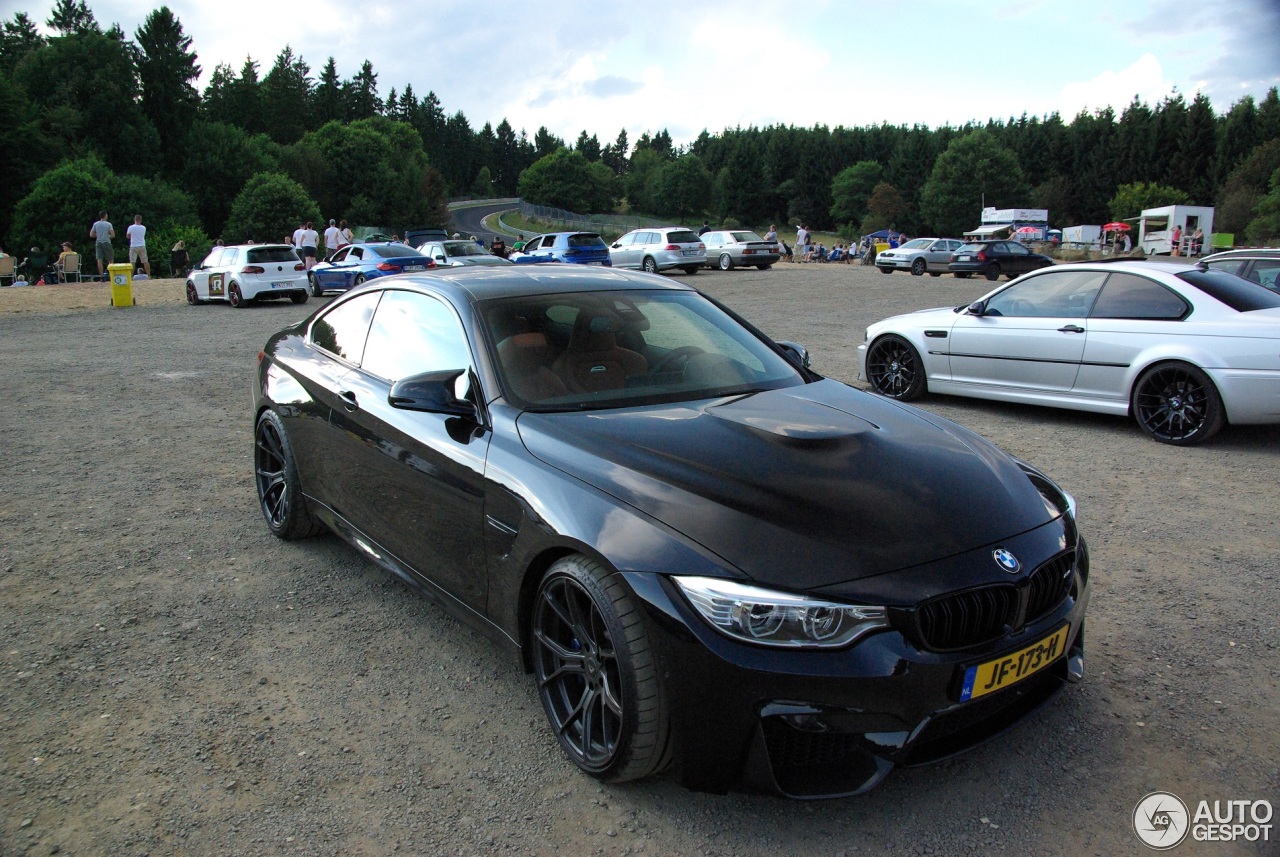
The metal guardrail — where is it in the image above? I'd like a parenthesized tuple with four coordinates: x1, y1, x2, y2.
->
(516, 202, 675, 237)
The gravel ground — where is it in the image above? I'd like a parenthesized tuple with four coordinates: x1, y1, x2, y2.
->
(1, 266, 1277, 856)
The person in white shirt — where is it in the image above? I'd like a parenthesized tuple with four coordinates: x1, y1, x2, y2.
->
(323, 219, 341, 260)
(292, 223, 305, 254)
(126, 214, 150, 276)
(299, 221, 320, 270)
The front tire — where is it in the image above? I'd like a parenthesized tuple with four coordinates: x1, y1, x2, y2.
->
(290, 291, 308, 304)
(1131, 362, 1224, 445)
(910, 258, 926, 276)
(308, 272, 323, 297)
(718, 253, 734, 271)
(254, 410, 324, 539)
(865, 334, 926, 401)
(531, 555, 670, 783)
(757, 264, 773, 270)
(681, 265, 699, 275)
(879, 266, 893, 275)
(186, 282, 201, 305)
(954, 272, 971, 279)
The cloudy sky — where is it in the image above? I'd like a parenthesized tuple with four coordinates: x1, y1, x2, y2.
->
(18, 0, 1280, 145)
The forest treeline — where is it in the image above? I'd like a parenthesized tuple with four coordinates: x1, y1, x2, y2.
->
(2, 1, 1279, 262)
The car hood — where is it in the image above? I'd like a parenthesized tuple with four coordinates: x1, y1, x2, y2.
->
(515, 379, 1052, 590)
(453, 255, 510, 266)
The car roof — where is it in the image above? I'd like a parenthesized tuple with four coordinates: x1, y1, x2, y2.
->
(1203, 248, 1280, 260)
(368, 264, 697, 303)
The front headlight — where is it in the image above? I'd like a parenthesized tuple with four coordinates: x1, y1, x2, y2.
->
(673, 577, 888, 649)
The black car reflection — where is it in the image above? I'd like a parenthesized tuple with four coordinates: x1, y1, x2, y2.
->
(253, 266, 1090, 798)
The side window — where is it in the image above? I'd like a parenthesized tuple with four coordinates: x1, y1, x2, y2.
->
(1203, 259, 1244, 277)
(1247, 259, 1280, 290)
(349, 247, 364, 261)
(202, 248, 229, 268)
(1091, 273, 1189, 320)
(309, 291, 381, 364)
(524, 237, 542, 252)
(1006, 242, 1030, 255)
(984, 271, 1107, 318)
(330, 248, 348, 264)
(361, 291, 473, 385)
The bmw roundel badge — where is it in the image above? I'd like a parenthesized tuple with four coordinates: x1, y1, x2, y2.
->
(993, 548, 1021, 573)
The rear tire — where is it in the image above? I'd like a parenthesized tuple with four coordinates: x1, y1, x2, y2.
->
(531, 555, 671, 783)
(718, 253, 734, 271)
(353, 273, 366, 288)
(984, 263, 1002, 281)
(1131, 361, 1224, 445)
(290, 291, 308, 304)
(954, 272, 971, 279)
(229, 282, 248, 308)
(929, 272, 942, 278)
(642, 257, 658, 274)
(681, 265, 699, 275)
(757, 264, 772, 270)
(254, 410, 324, 539)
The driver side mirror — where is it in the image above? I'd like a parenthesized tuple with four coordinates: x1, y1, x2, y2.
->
(776, 340, 811, 368)
(389, 369, 478, 419)
(966, 301, 986, 316)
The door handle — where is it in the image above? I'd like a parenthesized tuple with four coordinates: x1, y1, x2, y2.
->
(339, 390, 359, 412)
(1058, 324, 1084, 333)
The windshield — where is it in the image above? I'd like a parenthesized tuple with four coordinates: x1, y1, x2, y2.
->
(1178, 269, 1280, 312)
(900, 239, 932, 250)
(481, 290, 805, 410)
(369, 244, 424, 258)
(444, 241, 486, 257)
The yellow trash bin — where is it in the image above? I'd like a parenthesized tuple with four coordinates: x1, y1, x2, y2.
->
(108, 262, 134, 307)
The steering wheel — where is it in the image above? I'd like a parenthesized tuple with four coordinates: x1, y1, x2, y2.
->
(653, 346, 706, 374)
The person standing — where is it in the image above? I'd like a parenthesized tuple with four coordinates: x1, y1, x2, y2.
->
(794, 224, 809, 262)
(338, 220, 353, 249)
(126, 214, 150, 277)
(89, 211, 114, 280)
(323, 219, 342, 260)
(1170, 224, 1182, 256)
(763, 224, 779, 254)
(170, 240, 190, 278)
(292, 222, 305, 256)
(299, 221, 320, 270)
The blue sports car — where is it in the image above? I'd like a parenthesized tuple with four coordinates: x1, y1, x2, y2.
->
(308, 243, 436, 296)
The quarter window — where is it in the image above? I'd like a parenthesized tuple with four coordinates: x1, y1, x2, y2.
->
(310, 291, 381, 364)
(1091, 273, 1188, 320)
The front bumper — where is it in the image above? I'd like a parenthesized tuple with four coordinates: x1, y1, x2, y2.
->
(622, 532, 1091, 798)
(875, 256, 915, 271)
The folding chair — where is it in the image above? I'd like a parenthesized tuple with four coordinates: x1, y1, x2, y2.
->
(59, 252, 84, 283)
(0, 255, 15, 286)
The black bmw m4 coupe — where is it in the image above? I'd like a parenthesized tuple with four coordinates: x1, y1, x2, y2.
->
(253, 264, 1090, 798)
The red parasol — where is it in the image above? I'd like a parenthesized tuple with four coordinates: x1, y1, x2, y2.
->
(1101, 222, 1131, 232)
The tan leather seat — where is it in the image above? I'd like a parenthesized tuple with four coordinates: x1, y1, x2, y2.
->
(553, 317, 647, 394)
(497, 332, 568, 402)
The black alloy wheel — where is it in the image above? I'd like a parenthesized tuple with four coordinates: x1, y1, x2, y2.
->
(1132, 362, 1224, 445)
(718, 253, 734, 271)
(866, 334, 926, 401)
(642, 257, 658, 274)
(186, 282, 200, 305)
(911, 258, 927, 276)
(984, 263, 1002, 281)
(229, 282, 247, 307)
(531, 555, 670, 782)
(254, 410, 324, 539)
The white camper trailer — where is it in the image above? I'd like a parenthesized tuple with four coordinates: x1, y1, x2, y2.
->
(1137, 206, 1214, 256)
(1061, 225, 1102, 250)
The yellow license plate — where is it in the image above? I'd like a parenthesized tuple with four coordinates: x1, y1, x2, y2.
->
(960, 625, 1069, 702)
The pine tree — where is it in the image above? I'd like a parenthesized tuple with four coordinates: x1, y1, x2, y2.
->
(261, 46, 312, 144)
(313, 57, 343, 126)
(46, 0, 97, 35)
(0, 12, 44, 73)
(136, 6, 201, 178)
